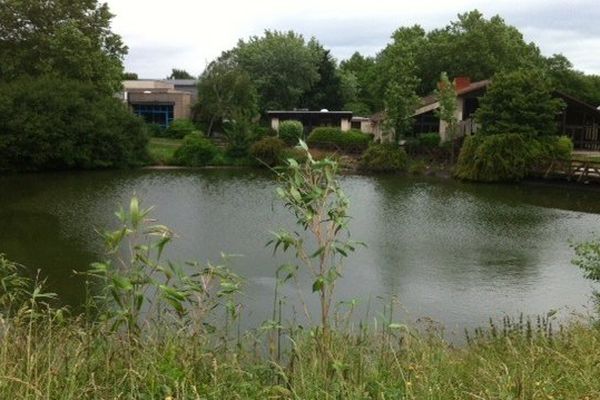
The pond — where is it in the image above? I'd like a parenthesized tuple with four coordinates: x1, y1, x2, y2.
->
(1, 169, 599, 339)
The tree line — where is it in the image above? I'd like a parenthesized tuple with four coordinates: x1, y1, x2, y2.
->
(193, 10, 600, 137)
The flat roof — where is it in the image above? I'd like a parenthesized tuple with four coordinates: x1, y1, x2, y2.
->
(267, 110, 353, 116)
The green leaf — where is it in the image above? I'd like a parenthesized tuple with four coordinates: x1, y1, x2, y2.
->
(312, 277, 324, 292)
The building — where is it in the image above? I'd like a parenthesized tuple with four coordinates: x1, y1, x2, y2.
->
(121, 79, 198, 128)
(267, 110, 353, 134)
(413, 77, 600, 150)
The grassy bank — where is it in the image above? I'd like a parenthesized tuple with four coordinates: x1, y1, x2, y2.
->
(0, 311, 598, 399)
(147, 137, 183, 165)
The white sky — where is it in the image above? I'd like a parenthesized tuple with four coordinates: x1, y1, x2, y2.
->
(107, 0, 600, 78)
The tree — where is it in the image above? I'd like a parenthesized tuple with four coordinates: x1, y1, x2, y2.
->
(0, 0, 127, 93)
(195, 56, 258, 136)
(234, 30, 320, 111)
(545, 54, 600, 106)
(299, 42, 344, 110)
(0, 76, 148, 171)
(340, 52, 380, 112)
(377, 26, 425, 141)
(418, 10, 544, 95)
(435, 72, 458, 162)
(122, 72, 138, 80)
(475, 69, 565, 137)
(167, 68, 195, 80)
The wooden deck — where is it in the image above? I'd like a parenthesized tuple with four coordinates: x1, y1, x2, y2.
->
(538, 159, 600, 183)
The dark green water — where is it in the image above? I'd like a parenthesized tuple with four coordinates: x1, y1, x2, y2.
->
(1, 169, 599, 337)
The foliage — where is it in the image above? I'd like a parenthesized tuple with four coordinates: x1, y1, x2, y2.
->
(278, 120, 304, 145)
(544, 54, 600, 106)
(166, 68, 195, 80)
(418, 10, 544, 94)
(418, 132, 442, 148)
(271, 142, 359, 334)
(435, 72, 458, 145)
(360, 144, 408, 173)
(172, 133, 218, 167)
(222, 116, 258, 158)
(299, 43, 344, 110)
(455, 134, 532, 182)
(195, 58, 258, 135)
(249, 137, 286, 166)
(87, 196, 241, 335)
(0, 76, 148, 171)
(0, 255, 30, 315)
(307, 128, 372, 152)
(343, 101, 373, 117)
(340, 52, 380, 112)
(529, 136, 573, 163)
(234, 30, 320, 111)
(164, 119, 197, 139)
(279, 147, 309, 164)
(376, 26, 425, 140)
(476, 69, 565, 137)
(0, 0, 127, 94)
(409, 159, 428, 175)
(122, 72, 138, 80)
(147, 137, 181, 165)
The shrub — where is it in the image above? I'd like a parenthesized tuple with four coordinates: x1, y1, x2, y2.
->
(409, 159, 428, 175)
(146, 123, 166, 137)
(223, 118, 257, 158)
(279, 120, 304, 145)
(173, 133, 218, 166)
(165, 119, 197, 139)
(455, 134, 531, 182)
(280, 147, 309, 164)
(0, 76, 148, 171)
(307, 128, 371, 152)
(418, 132, 441, 148)
(360, 144, 408, 173)
(249, 137, 286, 166)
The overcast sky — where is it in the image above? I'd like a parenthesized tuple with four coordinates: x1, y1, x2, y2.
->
(107, 0, 600, 79)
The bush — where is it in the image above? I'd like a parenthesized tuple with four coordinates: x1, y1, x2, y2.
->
(279, 120, 304, 145)
(0, 76, 148, 171)
(409, 159, 428, 175)
(360, 144, 408, 173)
(249, 137, 286, 166)
(307, 128, 371, 153)
(455, 134, 531, 182)
(223, 118, 257, 158)
(530, 136, 573, 162)
(173, 133, 218, 166)
(165, 119, 197, 139)
(418, 132, 441, 148)
(280, 147, 309, 164)
(146, 123, 166, 137)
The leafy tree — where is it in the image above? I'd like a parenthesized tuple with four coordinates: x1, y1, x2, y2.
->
(435, 72, 458, 162)
(545, 54, 600, 106)
(377, 26, 425, 141)
(419, 10, 543, 94)
(122, 72, 138, 80)
(0, 0, 127, 93)
(167, 68, 195, 80)
(195, 56, 258, 135)
(234, 30, 320, 111)
(340, 52, 379, 112)
(0, 76, 148, 171)
(475, 69, 565, 137)
(299, 43, 344, 110)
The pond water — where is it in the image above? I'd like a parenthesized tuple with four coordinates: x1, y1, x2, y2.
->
(1, 169, 599, 338)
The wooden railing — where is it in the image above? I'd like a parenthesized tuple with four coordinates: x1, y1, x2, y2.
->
(536, 159, 600, 183)
(566, 124, 600, 151)
(457, 119, 479, 137)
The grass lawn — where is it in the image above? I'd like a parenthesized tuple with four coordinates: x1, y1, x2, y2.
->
(147, 137, 182, 165)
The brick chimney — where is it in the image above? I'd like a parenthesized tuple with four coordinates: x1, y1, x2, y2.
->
(453, 76, 471, 91)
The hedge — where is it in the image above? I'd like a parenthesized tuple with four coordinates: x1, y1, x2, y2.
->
(173, 133, 218, 166)
(306, 128, 371, 152)
(249, 137, 286, 166)
(360, 144, 408, 173)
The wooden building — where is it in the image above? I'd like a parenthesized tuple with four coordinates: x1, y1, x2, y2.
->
(412, 77, 600, 150)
